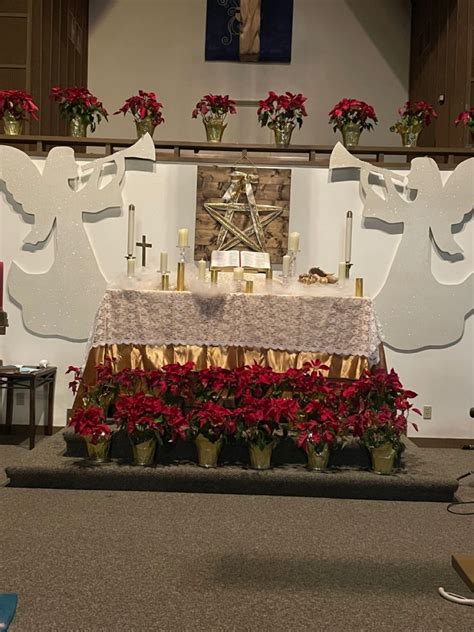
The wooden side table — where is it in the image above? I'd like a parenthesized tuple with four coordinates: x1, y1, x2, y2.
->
(0, 366, 57, 450)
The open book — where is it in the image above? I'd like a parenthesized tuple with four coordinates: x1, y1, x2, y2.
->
(210, 250, 271, 271)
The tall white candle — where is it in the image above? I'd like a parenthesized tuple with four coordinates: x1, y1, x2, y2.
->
(282, 255, 291, 276)
(160, 251, 168, 273)
(178, 228, 189, 248)
(233, 266, 244, 281)
(127, 204, 135, 256)
(198, 258, 206, 280)
(338, 262, 346, 281)
(288, 232, 300, 251)
(345, 210, 353, 262)
(127, 257, 135, 278)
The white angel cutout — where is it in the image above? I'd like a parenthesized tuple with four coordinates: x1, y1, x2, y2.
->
(0, 134, 155, 340)
(330, 142, 473, 350)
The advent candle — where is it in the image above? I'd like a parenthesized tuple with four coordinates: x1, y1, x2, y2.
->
(198, 258, 206, 280)
(282, 255, 291, 276)
(345, 210, 353, 262)
(160, 251, 168, 273)
(233, 266, 244, 281)
(127, 204, 135, 256)
(0, 261, 3, 310)
(178, 228, 189, 248)
(288, 232, 300, 251)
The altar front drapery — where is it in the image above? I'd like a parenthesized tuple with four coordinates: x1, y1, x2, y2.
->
(81, 288, 385, 386)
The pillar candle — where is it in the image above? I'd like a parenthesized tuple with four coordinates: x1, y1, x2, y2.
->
(282, 255, 291, 276)
(127, 204, 135, 256)
(288, 232, 300, 251)
(338, 262, 346, 281)
(160, 251, 168, 273)
(345, 210, 353, 262)
(198, 258, 207, 280)
(178, 228, 189, 247)
(233, 266, 244, 281)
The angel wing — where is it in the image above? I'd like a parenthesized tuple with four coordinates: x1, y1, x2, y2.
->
(430, 158, 474, 256)
(0, 146, 44, 216)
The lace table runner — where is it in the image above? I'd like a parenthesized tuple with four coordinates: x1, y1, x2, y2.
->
(87, 289, 384, 365)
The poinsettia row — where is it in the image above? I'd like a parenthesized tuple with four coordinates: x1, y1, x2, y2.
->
(1, 88, 472, 133)
(68, 361, 420, 451)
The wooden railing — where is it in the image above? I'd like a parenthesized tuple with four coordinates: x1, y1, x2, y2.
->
(0, 134, 472, 168)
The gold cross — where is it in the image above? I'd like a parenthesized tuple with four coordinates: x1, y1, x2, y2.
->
(136, 235, 152, 267)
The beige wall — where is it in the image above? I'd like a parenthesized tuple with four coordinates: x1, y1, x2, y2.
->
(88, 0, 411, 145)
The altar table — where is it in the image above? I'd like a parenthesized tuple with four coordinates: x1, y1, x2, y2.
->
(81, 288, 385, 386)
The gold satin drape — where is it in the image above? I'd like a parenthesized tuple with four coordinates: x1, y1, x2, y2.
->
(81, 343, 387, 388)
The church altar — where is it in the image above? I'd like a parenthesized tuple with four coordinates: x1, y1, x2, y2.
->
(81, 286, 385, 384)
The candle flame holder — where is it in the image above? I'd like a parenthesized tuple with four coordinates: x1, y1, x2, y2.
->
(160, 272, 170, 290)
(176, 246, 189, 291)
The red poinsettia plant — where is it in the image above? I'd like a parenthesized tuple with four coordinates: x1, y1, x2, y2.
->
(340, 368, 420, 450)
(50, 86, 108, 131)
(66, 358, 120, 414)
(233, 364, 279, 404)
(328, 98, 378, 131)
(188, 401, 237, 442)
(194, 366, 237, 404)
(69, 405, 112, 444)
(454, 108, 474, 131)
(390, 100, 437, 133)
(273, 360, 330, 404)
(147, 361, 197, 408)
(257, 91, 307, 130)
(115, 90, 164, 126)
(235, 397, 300, 448)
(0, 90, 39, 121)
(294, 398, 342, 453)
(113, 391, 188, 444)
(192, 94, 236, 120)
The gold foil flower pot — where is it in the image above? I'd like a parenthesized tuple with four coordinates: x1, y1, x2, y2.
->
(195, 433, 223, 468)
(131, 436, 157, 466)
(248, 441, 274, 470)
(306, 442, 330, 471)
(84, 433, 111, 464)
(369, 443, 396, 475)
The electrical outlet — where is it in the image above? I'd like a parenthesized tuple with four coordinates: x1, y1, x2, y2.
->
(423, 405, 432, 420)
(15, 392, 25, 406)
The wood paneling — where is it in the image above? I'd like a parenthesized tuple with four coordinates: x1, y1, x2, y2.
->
(0, 0, 88, 135)
(410, 0, 473, 147)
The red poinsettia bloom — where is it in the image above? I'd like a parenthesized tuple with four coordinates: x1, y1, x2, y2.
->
(115, 90, 164, 126)
(112, 391, 187, 440)
(50, 86, 108, 132)
(392, 100, 437, 129)
(188, 400, 236, 442)
(192, 94, 237, 119)
(454, 108, 474, 128)
(0, 90, 39, 120)
(234, 397, 300, 448)
(69, 405, 111, 444)
(257, 91, 308, 130)
(328, 98, 378, 131)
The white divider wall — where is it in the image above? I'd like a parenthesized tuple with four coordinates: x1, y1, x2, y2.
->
(0, 159, 472, 438)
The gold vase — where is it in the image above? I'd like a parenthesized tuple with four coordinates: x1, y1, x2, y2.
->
(204, 115, 227, 142)
(195, 434, 223, 468)
(272, 122, 295, 147)
(399, 124, 422, 148)
(306, 442, 330, 471)
(2, 111, 23, 135)
(341, 122, 362, 148)
(69, 115, 88, 137)
(131, 436, 157, 466)
(84, 432, 111, 463)
(135, 116, 156, 138)
(249, 441, 274, 470)
(369, 442, 396, 475)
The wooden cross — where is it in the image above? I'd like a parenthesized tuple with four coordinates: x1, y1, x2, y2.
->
(136, 234, 152, 267)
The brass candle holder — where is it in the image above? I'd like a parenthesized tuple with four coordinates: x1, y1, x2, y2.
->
(265, 268, 273, 281)
(176, 262, 185, 291)
(245, 280, 254, 294)
(126, 255, 136, 278)
(345, 262, 353, 279)
(161, 272, 170, 290)
(355, 277, 364, 297)
(210, 269, 219, 285)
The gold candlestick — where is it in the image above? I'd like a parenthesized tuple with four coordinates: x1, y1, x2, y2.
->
(355, 277, 363, 297)
(176, 262, 185, 291)
(210, 269, 219, 285)
(161, 273, 170, 290)
(245, 280, 254, 294)
(345, 262, 353, 279)
(265, 268, 273, 280)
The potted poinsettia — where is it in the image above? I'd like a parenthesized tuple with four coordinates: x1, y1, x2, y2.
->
(257, 91, 307, 147)
(188, 401, 237, 467)
(69, 405, 113, 463)
(0, 89, 38, 135)
(115, 90, 164, 138)
(294, 397, 342, 471)
(194, 366, 237, 404)
(235, 397, 300, 469)
(390, 100, 437, 147)
(328, 98, 377, 148)
(273, 360, 330, 405)
(192, 94, 236, 142)
(455, 108, 474, 143)
(50, 86, 108, 137)
(342, 369, 420, 474)
(233, 364, 278, 405)
(113, 392, 187, 466)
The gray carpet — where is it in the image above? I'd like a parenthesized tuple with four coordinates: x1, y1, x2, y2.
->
(4, 431, 473, 502)
(0, 487, 473, 632)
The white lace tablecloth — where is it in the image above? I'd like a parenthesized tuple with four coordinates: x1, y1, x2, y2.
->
(87, 289, 384, 366)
